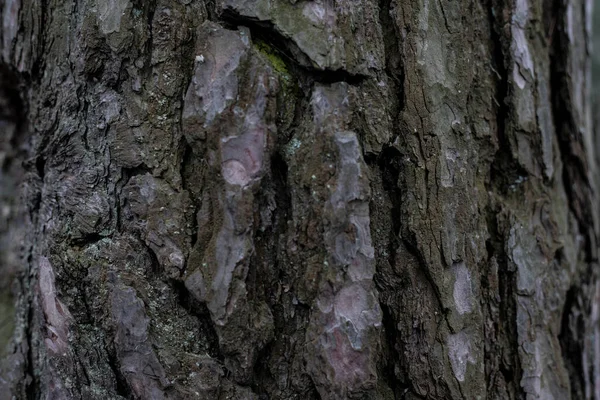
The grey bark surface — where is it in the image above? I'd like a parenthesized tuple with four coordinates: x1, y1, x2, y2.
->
(0, 0, 598, 399)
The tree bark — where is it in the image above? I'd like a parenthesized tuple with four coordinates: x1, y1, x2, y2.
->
(0, 0, 598, 399)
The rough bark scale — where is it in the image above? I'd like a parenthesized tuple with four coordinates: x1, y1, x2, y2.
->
(0, 0, 598, 398)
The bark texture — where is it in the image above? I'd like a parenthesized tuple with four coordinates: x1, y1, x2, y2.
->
(0, 0, 598, 398)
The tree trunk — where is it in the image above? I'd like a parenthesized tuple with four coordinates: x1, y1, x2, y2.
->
(0, 0, 598, 398)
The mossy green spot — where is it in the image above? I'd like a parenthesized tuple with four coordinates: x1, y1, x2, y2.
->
(253, 39, 291, 77)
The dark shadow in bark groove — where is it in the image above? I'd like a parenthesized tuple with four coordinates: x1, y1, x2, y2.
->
(169, 279, 224, 361)
(484, 204, 521, 394)
(219, 11, 368, 85)
(25, 300, 36, 400)
(120, 164, 155, 181)
(144, 0, 158, 68)
(487, 0, 528, 195)
(115, 164, 154, 235)
(377, 146, 402, 246)
(548, 1, 597, 394)
(71, 346, 90, 392)
(558, 283, 586, 398)
(485, 3, 525, 393)
(547, 0, 596, 263)
(378, 301, 407, 399)
(251, 340, 274, 397)
(261, 151, 292, 301)
(30, 0, 49, 81)
(368, 147, 422, 399)
(366, 145, 403, 277)
(269, 151, 292, 247)
(105, 342, 134, 399)
(377, 0, 404, 115)
(146, 243, 164, 278)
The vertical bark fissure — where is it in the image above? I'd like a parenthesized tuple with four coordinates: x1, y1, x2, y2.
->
(105, 342, 134, 399)
(378, 0, 404, 115)
(548, 1, 598, 397)
(30, 0, 48, 80)
(181, 142, 198, 251)
(372, 0, 408, 395)
(170, 279, 224, 360)
(144, 0, 158, 68)
(368, 147, 405, 396)
(549, 0, 595, 261)
(375, 147, 403, 280)
(24, 299, 36, 400)
(558, 285, 587, 398)
(486, 0, 524, 395)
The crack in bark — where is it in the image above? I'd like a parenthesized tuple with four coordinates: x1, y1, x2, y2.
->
(30, 0, 49, 80)
(548, 0, 597, 396)
(548, 0, 596, 263)
(220, 11, 368, 85)
(106, 341, 134, 399)
(558, 283, 587, 398)
(485, 0, 524, 396)
(181, 144, 198, 254)
(24, 291, 37, 400)
(366, 148, 405, 397)
(378, 0, 404, 119)
(169, 279, 224, 361)
(145, 0, 158, 67)
(375, 147, 403, 271)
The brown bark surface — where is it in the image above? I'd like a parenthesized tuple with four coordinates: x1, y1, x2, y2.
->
(0, 0, 598, 398)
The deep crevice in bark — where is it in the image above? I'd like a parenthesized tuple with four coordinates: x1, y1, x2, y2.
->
(71, 346, 90, 394)
(378, 302, 406, 398)
(169, 279, 223, 361)
(378, 0, 404, 115)
(146, 242, 163, 277)
(547, 2, 597, 394)
(487, 30, 527, 190)
(367, 147, 406, 398)
(106, 343, 134, 399)
(182, 159, 199, 253)
(70, 232, 106, 247)
(25, 298, 36, 400)
(116, 163, 153, 234)
(558, 284, 587, 398)
(120, 164, 154, 181)
(251, 340, 275, 397)
(548, 0, 595, 263)
(219, 11, 368, 85)
(486, 1, 524, 395)
(378, 147, 402, 255)
(484, 204, 521, 393)
(270, 152, 291, 221)
(265, 150, 292, 304)
(30, 0, 49, 81)
(371, 0, 411, 393)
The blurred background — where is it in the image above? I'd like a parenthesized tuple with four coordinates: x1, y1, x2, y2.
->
(595, 4, 600, 117)
(595, 5, 600, 92)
